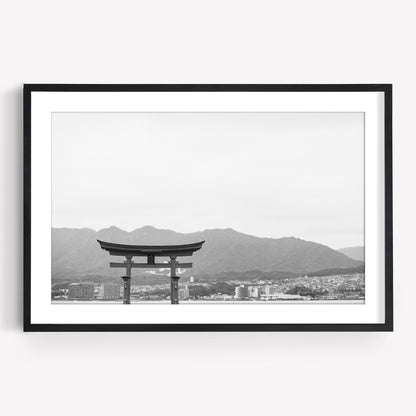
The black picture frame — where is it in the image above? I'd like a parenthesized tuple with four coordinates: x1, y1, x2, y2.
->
(23, 84, 393, 332)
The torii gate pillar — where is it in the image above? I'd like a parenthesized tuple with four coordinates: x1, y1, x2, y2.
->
(121, 256, 132, 304)
(170, 256, 179, 304)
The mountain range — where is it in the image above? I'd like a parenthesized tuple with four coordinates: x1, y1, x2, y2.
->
(52, 226, 363, 281)
(337, 246, 364, 261)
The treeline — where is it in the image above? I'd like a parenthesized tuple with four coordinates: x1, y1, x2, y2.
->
(197, 264, 365, 283)
(189, 282, 235, 297)
(198, 270, 297, 282)
(52, 273, 171, 288)
(306, 265, 365, 277)
(52, 264, 365, 289)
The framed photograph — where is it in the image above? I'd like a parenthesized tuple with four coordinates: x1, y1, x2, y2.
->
(23, 84, 393, 332)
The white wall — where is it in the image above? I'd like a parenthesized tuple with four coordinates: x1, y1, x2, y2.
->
(0, 1, 412, 415)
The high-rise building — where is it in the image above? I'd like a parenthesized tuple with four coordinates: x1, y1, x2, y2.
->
(179, 284, 189, 300)
(248, 286, 261, 299)
(99, 283, 121, 300)
(68, 283, 78, 299)
(235, 285, 249, 299)
(68, 282, 94, 299)
(265, 285, 274, 297)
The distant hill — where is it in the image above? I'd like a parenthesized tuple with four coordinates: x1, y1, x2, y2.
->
(52, 226, 363, 280)
(337, 246, 364, 261)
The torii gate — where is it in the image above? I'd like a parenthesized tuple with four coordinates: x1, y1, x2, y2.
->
(97, 240, 204, 304)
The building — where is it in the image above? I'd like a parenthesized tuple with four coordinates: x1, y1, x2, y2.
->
(235, 285, 249, 300)
(68, 282, 94, 299)
(179, 285, 189, 300)
(99, 283, 121, 300)
(265, 285, 274, 298)
(248, 286, 261, 299)
(189, 276, 195, 283)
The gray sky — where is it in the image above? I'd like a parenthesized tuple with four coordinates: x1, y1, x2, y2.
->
(52, 112, 364, 249)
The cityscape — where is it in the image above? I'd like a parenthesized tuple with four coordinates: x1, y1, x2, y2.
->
(52, 272, 364, 303)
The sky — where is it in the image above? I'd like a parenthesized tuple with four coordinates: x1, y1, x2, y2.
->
(51, 112, 364, 249)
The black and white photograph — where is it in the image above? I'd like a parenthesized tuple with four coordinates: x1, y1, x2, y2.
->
(24, 84, 392, 330)
(51, 112, 365, 306)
